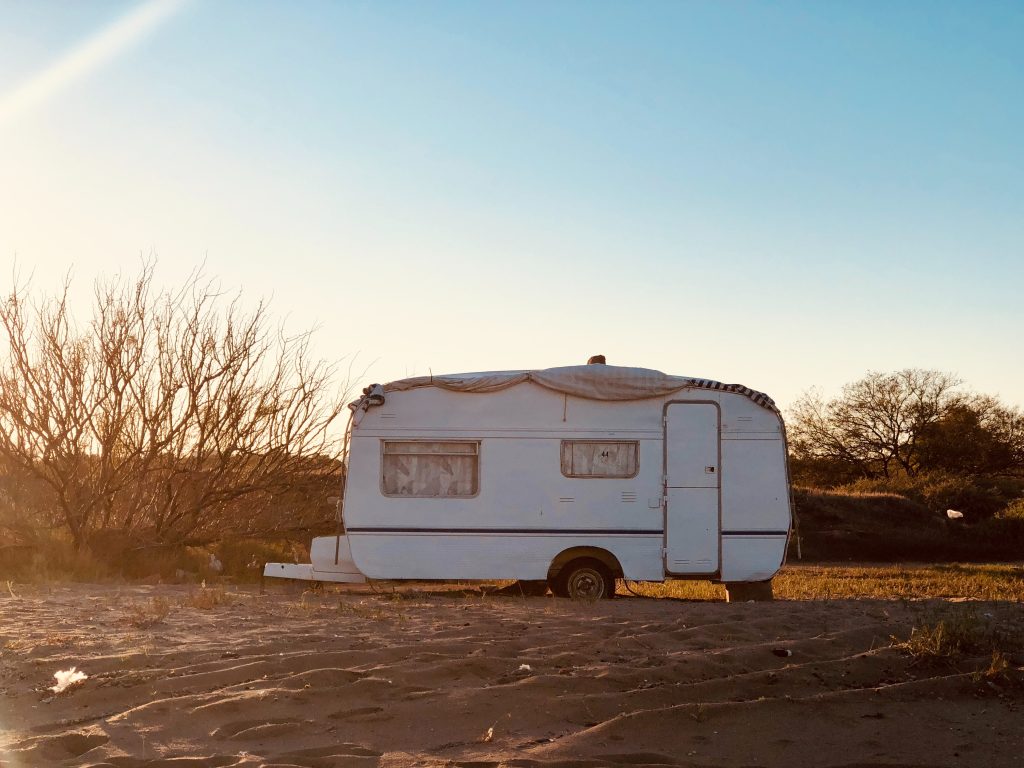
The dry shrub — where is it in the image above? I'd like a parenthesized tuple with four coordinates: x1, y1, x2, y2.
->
(0, 533, 114, 582)
(125, 596, 172, 628)
(837, 473, 1023, 519)
(213, 538, 310, 582)
(998, 498, 1024, 520)
(182, 585, 236, 610)
(0, 530, 312, 584)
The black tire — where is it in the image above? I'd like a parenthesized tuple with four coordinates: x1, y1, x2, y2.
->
(554, 559, 615, 600)
(724, 580, 774, 602)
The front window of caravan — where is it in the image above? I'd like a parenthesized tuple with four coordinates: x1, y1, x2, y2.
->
(560, 440, 639, 478)
(382, 441, 480, 497)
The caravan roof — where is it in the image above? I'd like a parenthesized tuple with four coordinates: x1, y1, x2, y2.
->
(358, 364, 778, 411)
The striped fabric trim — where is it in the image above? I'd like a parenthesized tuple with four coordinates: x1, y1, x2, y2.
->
(685, 379, 778, 412)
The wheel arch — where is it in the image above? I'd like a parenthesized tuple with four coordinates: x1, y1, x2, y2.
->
(547, 546, 624, 581)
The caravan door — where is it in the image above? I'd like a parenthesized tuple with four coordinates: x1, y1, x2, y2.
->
(664, 402, 721, 575)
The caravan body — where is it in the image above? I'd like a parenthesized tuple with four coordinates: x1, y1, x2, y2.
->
(265, 364, 792, 595)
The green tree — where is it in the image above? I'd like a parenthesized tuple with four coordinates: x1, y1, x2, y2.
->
(916, 398, 1024, 476)
(789, 370, 964, 480)
(790, 370, 1023, 484)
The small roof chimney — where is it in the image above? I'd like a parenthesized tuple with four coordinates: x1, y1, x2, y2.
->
(587, 354, 606, 365)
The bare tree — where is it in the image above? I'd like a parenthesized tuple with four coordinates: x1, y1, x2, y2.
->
(0, 263, 348, 550)
(789, 370, 965, 480)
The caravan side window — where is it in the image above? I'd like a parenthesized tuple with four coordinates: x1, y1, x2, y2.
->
(560, 440, 639, 479)
(382, 441, 480, 497)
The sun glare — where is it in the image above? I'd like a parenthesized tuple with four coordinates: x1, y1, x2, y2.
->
(0, 0, 190, 128)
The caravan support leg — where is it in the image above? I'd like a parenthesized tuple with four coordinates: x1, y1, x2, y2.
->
(725, 580, 774, 602)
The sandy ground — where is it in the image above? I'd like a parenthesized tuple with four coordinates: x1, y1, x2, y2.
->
(1, 583, 1022, 768)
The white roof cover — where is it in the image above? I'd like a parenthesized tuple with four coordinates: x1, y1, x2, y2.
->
(377, 365, 778, 412)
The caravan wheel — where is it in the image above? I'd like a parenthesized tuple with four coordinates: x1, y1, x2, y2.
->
(554, 559, 615, 600)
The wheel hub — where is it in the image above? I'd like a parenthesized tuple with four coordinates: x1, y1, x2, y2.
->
(568, 569, 604, 599)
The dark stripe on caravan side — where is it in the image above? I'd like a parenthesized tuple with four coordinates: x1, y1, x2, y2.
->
(345, 527, 664, 535)
(721, 530, 790, 536)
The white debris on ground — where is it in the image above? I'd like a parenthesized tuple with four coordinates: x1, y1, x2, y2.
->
(209, 554, 223, 573)
(50, 667, 87, 693)
(518, 664, 532, 672)
(947, 509, 965, 520)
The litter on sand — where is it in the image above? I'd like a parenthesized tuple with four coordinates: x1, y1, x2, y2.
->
(518, 664, 532, 672)
(50, 667, 87, 693)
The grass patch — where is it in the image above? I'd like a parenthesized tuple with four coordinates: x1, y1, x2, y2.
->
(636, 563, 1024, 601)
(776, 563, 1024, 601)
(892, 605, 1022, 665)
(790, 486, 1024, 562)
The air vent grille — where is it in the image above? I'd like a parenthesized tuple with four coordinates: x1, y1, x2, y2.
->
(621, 491, 637, 503)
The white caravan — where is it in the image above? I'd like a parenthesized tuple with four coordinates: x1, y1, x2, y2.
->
(265, 364, 792, 600)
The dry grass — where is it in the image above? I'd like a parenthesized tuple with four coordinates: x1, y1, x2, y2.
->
(0, 539, 114, 583)
(333, 597, 406, 622)
(629, 563, 1024, 601)
(0, 533, 305, 583)
(118, 587, 240, 628)
(981, 650, 1012, 681)
(798, 486, 912, 501)
(776, 563, 1024, 601)
(892, 605, 1022, 665)
(621, 579, 727, 601)
(182, 585, 237, 610)
(124, 596, 172, 628)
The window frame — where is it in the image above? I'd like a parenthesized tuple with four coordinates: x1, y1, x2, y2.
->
(380, 439, 482, 499)
(559, 439, 640, 479)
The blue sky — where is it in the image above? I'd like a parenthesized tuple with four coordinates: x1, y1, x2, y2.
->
(1, 1, 1022, 409)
